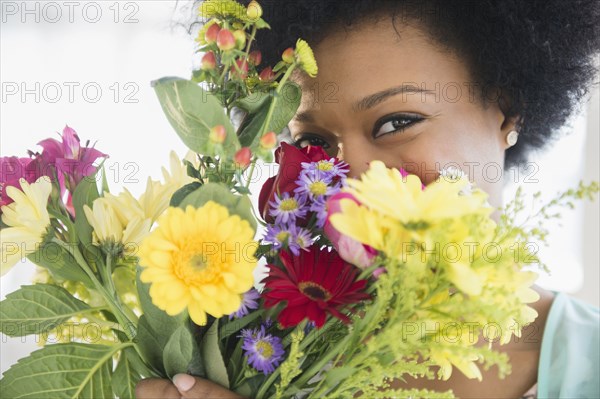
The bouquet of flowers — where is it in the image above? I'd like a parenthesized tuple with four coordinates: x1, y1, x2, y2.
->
(1, 0, 598, 398)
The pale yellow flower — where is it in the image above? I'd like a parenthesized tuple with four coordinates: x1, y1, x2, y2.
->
(140, 151, 195, 223)
(138, 202, 257, 325)
(295, 39, 318, 77)
(345, 161, 490, 226)
(83, 198, 124, 245)
(0, 177, 52, 275)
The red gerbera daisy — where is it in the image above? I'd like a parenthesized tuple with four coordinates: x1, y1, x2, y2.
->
(262, 246, 370, 328)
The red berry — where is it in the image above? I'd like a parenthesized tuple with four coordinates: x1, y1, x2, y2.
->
(282, 48, 295, 63)
(204, 23, 220, 44)
(216, 29, 236, 51)
(230, 59, 249, 80)
(234, 147, 252, 168)
(260, 132, 277, 149)
(249, 50, 262, 66)
(259, 66, 275, 82)
(201, 51, 217, 70)
(209, 125, 227, 144)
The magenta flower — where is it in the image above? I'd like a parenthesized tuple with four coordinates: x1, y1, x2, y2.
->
(0, 156, 44, 208)
(37, 126, 107, 192)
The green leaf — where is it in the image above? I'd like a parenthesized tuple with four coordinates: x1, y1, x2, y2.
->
(136, 267, 187, 336)
(135, 315, 166, 377)
(233, 91, 271, 114)
(0, 284, 93, 337)
(179, 183, 257, 232)
(169, 181, 202, 207)
(0, 343, 121, 399)
(26, 243, 93, 288)
(219, 309, 265, 339)
(322, 366, 355, 389)
(152, 77, 240, 156)
(201, 319, 230, 389)
(237, 82, 301, 149)
(72, 174, 100, 248)
(163, 325, 195, 378)
(112, 347, 142, 399)
(269, 82, 302, 135)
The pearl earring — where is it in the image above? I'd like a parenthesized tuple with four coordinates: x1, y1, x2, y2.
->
(506, 130, 519, 147)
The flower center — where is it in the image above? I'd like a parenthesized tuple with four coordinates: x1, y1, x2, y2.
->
(298, 281, 332, 302)
(279, 198, 298, 212)
(189, 254, 209, 271)
(255, 340, 275, 359)
(309, 181, 328, 196)
(317, 161, 334, 172)
(275, 231, 290, 243)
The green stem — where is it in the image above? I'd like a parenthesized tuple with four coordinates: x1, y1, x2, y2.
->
(293, 334, 351, 391)
(258, 63, 297, 137)
(51, 238, 136, 340)
(244, 159, 257, 189)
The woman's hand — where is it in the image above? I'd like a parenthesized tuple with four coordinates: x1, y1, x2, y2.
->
(135, 374, 245, 399)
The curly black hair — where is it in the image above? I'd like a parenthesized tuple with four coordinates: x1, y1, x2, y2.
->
(198, 0, 600, 169)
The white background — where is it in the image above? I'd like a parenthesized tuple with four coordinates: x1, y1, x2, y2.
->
(1, 0, 599, 375)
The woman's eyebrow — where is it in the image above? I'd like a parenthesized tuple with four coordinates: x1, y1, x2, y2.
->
(353, 84, 435, 111)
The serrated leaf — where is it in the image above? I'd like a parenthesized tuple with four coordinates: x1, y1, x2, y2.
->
(178, 183, 257, 232)
(111, 347, 141, 399)
(152, 77, 240, 155)
(0, 284, 93, 337)
(27, 242, 93, 287)
(201, 319, 230, 388)
(163, 325, 194, 378)
(0, 343, 121, 399)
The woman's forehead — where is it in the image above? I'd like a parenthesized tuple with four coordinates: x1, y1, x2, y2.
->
(294, 23, 470, 112)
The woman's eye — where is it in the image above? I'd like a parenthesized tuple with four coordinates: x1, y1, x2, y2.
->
(373, 114, 424, 138)
(293, 135, 331, 149)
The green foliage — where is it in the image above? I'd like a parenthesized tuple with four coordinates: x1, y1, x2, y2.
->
(179, 182, 257, 231)
(0, 343, 126, 399)
(201, 319, 230, 389)
(0, 284, 94, 337)
(153, 77, 240, 157)
(27, 243, 93, 288)
(163, 326, 195, 378)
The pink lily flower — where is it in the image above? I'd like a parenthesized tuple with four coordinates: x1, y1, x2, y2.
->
(37, 125, 107, 193)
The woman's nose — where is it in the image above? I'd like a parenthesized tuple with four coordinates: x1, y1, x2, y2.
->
(336, 137, 380, 179)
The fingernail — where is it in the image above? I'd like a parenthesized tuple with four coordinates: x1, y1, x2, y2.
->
(173, 374, 195, 392)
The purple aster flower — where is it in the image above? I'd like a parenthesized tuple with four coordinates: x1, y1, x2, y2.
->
(241, 326, 285, 375)
(263, 223, 294, 250)
(268, 192, 308, 225)
(289, 226, 314, 256)
(310, 195, 330, 229)
(300, 158, 349, 180)
(294, 172, 338, 200)
(229, 289, 261, 319)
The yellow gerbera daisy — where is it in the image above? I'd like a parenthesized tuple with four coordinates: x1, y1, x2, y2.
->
(138, 201, 257, 325)
(0, 177, 52, 275)
(295, 39, 318, 77)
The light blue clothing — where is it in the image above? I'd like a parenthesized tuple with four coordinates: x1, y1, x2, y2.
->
(537, 292, 600, 398)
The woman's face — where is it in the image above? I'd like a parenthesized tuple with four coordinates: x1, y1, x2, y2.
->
(288, 20, 517, 208)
